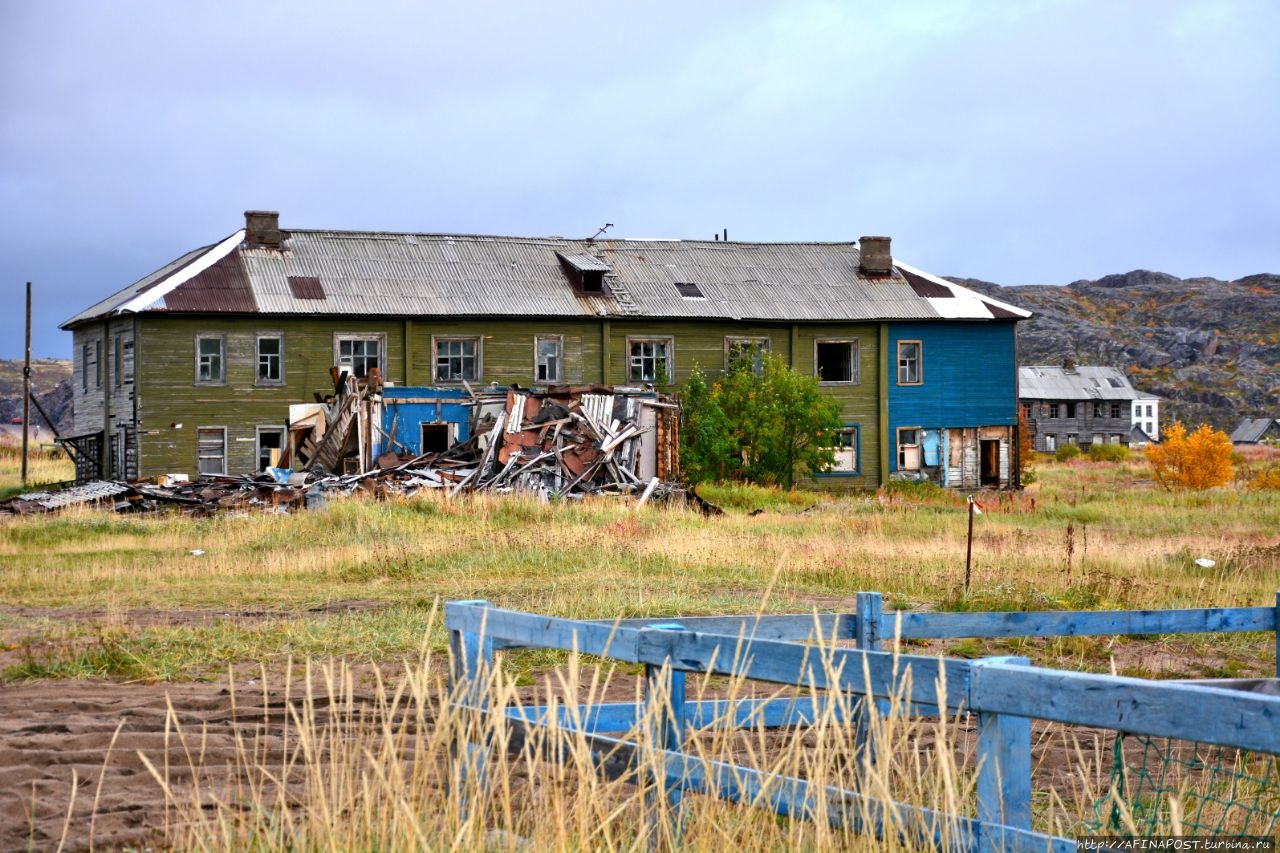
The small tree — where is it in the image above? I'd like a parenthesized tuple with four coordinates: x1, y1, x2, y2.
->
(1145, 421, 1233, 490)
(1016, 408, 1036, 485)
(680, 350, 843, 488)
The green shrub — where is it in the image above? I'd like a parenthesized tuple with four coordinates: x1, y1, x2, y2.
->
(1054, 443, 1082, 462)
(1087, 443, 1130, 462)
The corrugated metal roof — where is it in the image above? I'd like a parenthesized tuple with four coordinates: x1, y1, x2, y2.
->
(63, 227, 1032, 327)
(1229, 417, 1279, 443)
(1019, 365, 1150, 401)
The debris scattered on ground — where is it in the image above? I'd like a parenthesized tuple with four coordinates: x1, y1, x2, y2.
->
(0, 385, 715, 516)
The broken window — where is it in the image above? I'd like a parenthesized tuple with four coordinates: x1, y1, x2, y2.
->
(535, 336, 563, 384)
(435, 336, 480, 383)
(897, 340, 922, 385)
(829, 426, 859, 473)
(256, 427, 285, 471)
(336, 335, 382, 379)
(897, 427, 921, 470)
(1093, 402, 1104, 418)
(197, 427, 227, 475)
(1065, 402, 1077, 418)
(257, 335, 284, 385)
(196, 335, 224, 384)
(725, 337, 770, 373)
(815, 340, 859, 383)
(628, 337, 673, 383)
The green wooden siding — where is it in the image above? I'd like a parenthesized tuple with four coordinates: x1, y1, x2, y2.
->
(116, 314, 883, 483)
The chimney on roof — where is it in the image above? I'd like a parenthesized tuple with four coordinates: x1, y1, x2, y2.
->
(245, 210, 281, 249)
(859, 235, 892, 276)
(1062, 356, 1077, 373)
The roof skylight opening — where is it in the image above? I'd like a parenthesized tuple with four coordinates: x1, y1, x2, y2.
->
(674, 282, 705, 299)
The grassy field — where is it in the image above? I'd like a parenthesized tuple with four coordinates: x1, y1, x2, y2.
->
(1, 451, 1278, 849)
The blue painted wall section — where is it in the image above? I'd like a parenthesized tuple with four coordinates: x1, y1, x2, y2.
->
(380, 386, 472, 456)
(887, 321, 1018, 474)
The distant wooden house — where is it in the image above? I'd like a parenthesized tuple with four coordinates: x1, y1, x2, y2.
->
(61, 211, 1030, 487)
(1229, 418, 1280, 444)
(1018, 361, 1160, 452)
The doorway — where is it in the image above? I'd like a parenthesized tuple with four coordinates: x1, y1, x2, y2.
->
(980, 439, 1000, 486)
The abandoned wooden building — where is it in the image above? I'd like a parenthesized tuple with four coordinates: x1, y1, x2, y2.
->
(61, 211, 1031, 488)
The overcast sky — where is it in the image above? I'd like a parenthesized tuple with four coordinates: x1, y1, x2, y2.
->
(3, 0, 1278, 358)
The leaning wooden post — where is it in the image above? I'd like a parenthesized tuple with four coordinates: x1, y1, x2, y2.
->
(448, 599, 496, 830)
(852, 592, 884, 764)
(971, 656, 1032, 853)
(642, 622, 687, 851)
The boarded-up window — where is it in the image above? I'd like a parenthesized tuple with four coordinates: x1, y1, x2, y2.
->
(197, 427, 227, 475)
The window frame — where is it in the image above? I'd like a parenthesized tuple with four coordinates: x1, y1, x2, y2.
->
(196, 426, 227, 476)
(255, 333, 285, 386)
(195, 334, 225, 385)
(897, 425, 923, 471)
(626, 336, 675, 384)
(534, 335, 563, 384)
(1048, 403, 1061, 419)
(333, 333, 386, 380)
(255, 425, 286, 471)
(432, 335, 482, 384)
(816, 424, 861, 477)
(814, 338, 860, 385)
(896, 340, 922, 385)
(724, 336, 771, 373)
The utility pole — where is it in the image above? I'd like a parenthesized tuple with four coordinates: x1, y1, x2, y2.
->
(22, 282, 32, 485)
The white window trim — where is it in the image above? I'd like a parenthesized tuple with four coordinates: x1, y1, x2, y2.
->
(814, 338, 860, 385)
(819, 424, 861, 476)
(255, 425, 286, 471)
(534, 335, 564, 384)
(255, 332, 286, 387)
(432, 335, 483, 384)
(626, 336, 675, 384)
(196, 426, 228, 476)
(195, 333, 226, 386)
(333, 333, 387, 380)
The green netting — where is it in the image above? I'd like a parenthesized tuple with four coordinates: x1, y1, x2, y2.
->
(1086, 732, 1280, 837)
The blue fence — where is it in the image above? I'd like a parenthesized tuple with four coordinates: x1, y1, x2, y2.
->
(445, 593, 1280, 852)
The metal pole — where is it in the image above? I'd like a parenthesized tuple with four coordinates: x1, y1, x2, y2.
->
(21, 282, 32, 485)
(964, 495, 975, 592)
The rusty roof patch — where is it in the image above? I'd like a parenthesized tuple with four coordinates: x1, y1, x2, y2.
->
(900, 266, 954, 298)
(163, 249, 258, 313)
(287, 276, 326, 299)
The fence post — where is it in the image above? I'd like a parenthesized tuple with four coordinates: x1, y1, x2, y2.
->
(642, 623, 687, 851)
(853, 592, 885, 763)
(448, 600, 496, 829)
(971, 656, 1032, 853)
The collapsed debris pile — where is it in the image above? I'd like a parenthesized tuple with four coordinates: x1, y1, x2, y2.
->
(0, 385, 710, 516)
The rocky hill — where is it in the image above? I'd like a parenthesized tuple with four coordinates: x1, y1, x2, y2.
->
(951, 271, 1280, 431)
(0, 359, 74, 434)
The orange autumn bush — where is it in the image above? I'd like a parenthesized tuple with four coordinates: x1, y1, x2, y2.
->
(1145, 422, 1233, 490)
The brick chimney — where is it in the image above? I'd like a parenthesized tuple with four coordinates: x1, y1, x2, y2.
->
(245, 210, 282, 249)
(859, 235, 892, 276)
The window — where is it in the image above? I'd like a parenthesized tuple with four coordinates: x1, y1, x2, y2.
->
(725, 336, 770, 373)
(113, 337, 123, 388)
(196, 335, 225, 384)
(1065, 402, 1077, 418)
(1020, 403, 1031, 419)
(897, 340, 922, 385)
(1146, 404, 1154, 417)
(535, 336, 563, 384)
(628, 337, 673, 383)
(256, 427, 285, 471)
(1067, 433, 1078, 445)
(256, 335, 283, 385)
(335, 335, 383, 379)
(1048, 403, 1060, 418)
(898, 427, 922, 470)
(1092, 403, 1104, 418)
(197, 427, 227, 475)
(1110, 403, 1122, 419)
(828, 426, 860, 473)
(815, 339, 859, 383)
(674, 282, 705, 299)
(434, 336, 480, 383)
(81, 341, 98, 392)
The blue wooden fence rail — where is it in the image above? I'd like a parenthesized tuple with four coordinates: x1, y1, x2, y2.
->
(445, 592, 1280, 853)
